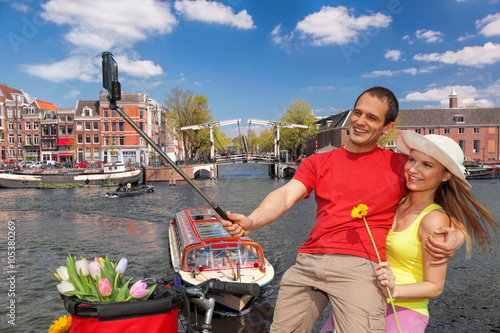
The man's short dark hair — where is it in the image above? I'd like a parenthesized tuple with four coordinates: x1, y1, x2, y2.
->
(354, 86, 399, 125)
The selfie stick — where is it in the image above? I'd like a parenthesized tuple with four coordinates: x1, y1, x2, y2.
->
(101, 52, 232, 222)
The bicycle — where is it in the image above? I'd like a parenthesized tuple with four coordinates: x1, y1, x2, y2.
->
(152, 274, 261, 333)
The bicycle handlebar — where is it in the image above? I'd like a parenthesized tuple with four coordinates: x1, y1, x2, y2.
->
(205, 279, 261, 298)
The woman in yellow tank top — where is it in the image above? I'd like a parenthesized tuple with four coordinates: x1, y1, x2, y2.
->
(376, 131, 497, 333)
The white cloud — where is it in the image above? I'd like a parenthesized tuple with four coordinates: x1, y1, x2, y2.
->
(271, 23, 294, 53)
(402, 84, 495, 108)
(24, 0, 176, 82)
(295, 6, 392, 46)
(458, 32, 475, 42)
(11, 2, 30, 12)
(476, 13, 500, 37)
(174, 0, 255, 29)
(415, 29, 444, 43)
(362, 66, 438, 78)
(303, 86, 335, 93)
(402, 35, 413, 45)
(384, 49, 402, 61)
(414, 42, 500, 68)
(63, 89, 81, 100)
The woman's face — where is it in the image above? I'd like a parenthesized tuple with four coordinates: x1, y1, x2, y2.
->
(404, 149, 451, 192)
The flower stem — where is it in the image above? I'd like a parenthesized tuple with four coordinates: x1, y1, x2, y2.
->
(363, 216, 402, 333)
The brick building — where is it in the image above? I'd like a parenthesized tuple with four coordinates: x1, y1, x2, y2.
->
(22, 101, 42, 161)
(56, 107, 75, 163)
(32, 99, 58, 163)
(74, 100, 101, 164)
(0, 84, 28, 162)
(309, 89, 500, 162)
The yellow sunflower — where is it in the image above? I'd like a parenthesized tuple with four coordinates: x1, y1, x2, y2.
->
(351, 204, 368, 219)
(48, 315, 71, 333)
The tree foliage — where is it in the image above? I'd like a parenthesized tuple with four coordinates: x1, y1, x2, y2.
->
(165, 88, 214, 160)
(279, 99, 318, 157)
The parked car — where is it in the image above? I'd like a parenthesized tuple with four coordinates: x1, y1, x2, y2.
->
(75, 161, 90, 168)
(33, 161, 47, 169)
(19, 161, 35, 168)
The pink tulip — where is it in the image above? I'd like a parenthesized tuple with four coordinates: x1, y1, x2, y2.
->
(98, 278, 112, 297)
(88, 261, 103, 279)
(129, 280, 149, 299)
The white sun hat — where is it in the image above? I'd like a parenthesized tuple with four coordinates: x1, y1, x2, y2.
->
(396, 130, 472, 191)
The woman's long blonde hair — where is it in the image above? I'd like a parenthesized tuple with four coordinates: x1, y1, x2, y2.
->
(435, 176, 498, 256)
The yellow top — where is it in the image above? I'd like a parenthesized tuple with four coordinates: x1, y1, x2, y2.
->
(386, 203, 442, 317)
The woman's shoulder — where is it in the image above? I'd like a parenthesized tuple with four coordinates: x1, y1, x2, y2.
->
(419, 209, 451, 234)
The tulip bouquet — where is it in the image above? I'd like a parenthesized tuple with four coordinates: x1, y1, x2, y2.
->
(55, 254, 155, 302)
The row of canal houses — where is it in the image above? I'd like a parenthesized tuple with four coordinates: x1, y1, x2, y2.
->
(0, 83, 182, 165)
(308, 88, 500, 164)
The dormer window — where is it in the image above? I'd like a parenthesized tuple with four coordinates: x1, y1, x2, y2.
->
(83, 107, 92, 116)
(453, 115, 464, 123)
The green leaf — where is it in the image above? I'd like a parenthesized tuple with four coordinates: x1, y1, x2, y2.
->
(115, 278, 133, 302)
(66, 254, 84, 293)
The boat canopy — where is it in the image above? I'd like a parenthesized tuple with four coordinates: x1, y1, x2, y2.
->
(173, 208, 266, 272)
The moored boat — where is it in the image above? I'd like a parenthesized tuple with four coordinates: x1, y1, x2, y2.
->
(105, 184, 154, 197)
(465, 167, 497, 180)
(0, 161, 142, 188)
(169, 207, 275, 311)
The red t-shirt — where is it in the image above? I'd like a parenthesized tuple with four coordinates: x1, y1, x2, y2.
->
(292, 146, 408, 262)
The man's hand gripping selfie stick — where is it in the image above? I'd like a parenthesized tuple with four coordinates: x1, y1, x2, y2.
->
(101, 51, 233, 222)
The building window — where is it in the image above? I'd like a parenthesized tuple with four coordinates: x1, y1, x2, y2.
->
(25, 135, 32, 145)
(139, 108, 144, 119)
(415, 128, 421, 134)
(453, 115, 465, 123)
(119, 122, 124, 131)
(67, 125, 73, 135)
(33, 135, 39, 145)
(119, 137, 124, 145)
(78, 148, 83, 162)
(77, 134, 83, 144)
(93, 148, 99, 160)
(8, 122, 14, 130)
(112, 122, 117, 131)
(93, 134, 99, 144)
(51, 126, 57, 136)
(76, 122, 83, 131)
(8, 134, 14, 144)
(85, 122, 91, 130)
(473, 140, 480, 153)
(93, 122, 99, 130)
(85, 148, 91, 160)
(458, 140, 465, 152)
(25, 122, 31, 130)
(428, 128, 435, 134)
(104, 122, 109, 131)
(444, 128, 450, 134)
(104, 137, 109, 146)
(85, 134, 91, 144)
(473, 127, 480, 134)
(67, 115, 73, 122)
(111, 137, 116, 146)
(139, 122, 144, 131)
(458, 128, 465, 134)
(59, 115, 66, 122)
(59, 126, 66, 135)
(42, 126, 49, 136)
(111, 109, 117, 117)
(83, 108, 92, 116)
(103, 108, 109, 117)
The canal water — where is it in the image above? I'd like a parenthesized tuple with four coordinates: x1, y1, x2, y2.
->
(0, 163, 499, 332)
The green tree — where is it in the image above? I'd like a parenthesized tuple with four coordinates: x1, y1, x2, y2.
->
(165, 88, 214, 161)
(279, 99, 318, 158)
(378, 115, 401, 148)
(256, 128, 275, 153)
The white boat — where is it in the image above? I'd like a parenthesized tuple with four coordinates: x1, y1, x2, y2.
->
(0, 162, 142, 188)
(169, 207, 275, 311)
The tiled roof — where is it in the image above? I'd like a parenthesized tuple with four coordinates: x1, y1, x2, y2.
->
(315, 110, 351, 132)
(34, 99, 57, 111)
(75, 100, 100, 116)
(0, 83, 28, 103)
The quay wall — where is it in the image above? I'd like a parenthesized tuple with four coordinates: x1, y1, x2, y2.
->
(144, 166, 194, 182)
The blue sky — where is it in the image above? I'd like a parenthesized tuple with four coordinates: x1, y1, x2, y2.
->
(1, 0, 499, 137)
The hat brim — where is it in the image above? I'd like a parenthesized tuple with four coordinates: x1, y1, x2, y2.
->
(396, 131, 472, 191)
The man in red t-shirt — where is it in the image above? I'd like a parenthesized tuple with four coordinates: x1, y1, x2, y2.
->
(221, 87, 462, 332)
